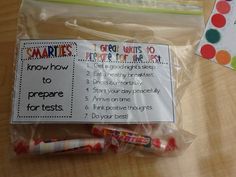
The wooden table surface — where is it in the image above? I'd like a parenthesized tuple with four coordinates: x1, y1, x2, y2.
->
(1, 1, 236, 177)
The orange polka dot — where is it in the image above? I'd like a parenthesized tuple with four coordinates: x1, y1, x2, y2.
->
(215, 50, 231, 65)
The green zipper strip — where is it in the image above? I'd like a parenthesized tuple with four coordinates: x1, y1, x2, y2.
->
(38, 0, 203, 15)
(145, 0, 202, 6)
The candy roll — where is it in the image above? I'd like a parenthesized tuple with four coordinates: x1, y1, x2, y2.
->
(14, 138, 105, 155)
(91, 125, 177, 154)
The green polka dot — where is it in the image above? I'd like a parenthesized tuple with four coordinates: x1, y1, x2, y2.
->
(205, 29, 221, 44)
(231, 56, 236, 70)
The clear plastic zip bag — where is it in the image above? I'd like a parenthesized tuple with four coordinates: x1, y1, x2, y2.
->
(11, 0, 204, 157)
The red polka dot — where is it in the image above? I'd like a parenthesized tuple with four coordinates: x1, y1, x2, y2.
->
(216, 1, 231, 14)
(200, 44, 216, 59)
(211, 14, 226, 28)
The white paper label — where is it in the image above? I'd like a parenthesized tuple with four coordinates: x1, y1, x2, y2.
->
(11, 40, 175, 123)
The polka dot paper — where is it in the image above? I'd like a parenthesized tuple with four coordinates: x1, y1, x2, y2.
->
(196, 0, 236, 70)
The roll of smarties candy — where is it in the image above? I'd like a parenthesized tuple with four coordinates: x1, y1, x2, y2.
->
(14, 138, 105, 155)
(91, 125, 177, 154)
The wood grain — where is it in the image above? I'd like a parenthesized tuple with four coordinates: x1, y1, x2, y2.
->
(1, 1, 236, 177)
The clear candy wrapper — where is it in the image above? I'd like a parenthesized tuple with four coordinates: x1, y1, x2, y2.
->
(10, 0, 204, 157)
